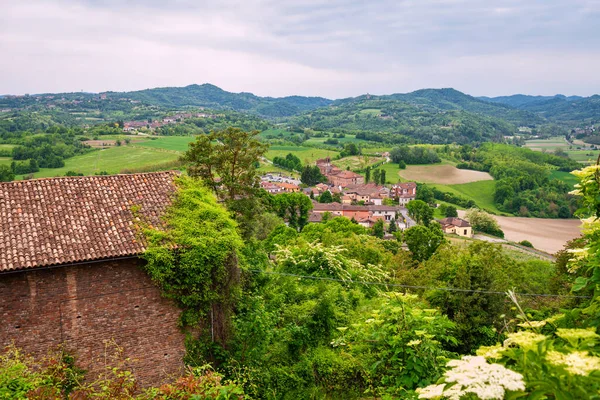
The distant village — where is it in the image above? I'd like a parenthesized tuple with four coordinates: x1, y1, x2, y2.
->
(260, 157, 473, 237)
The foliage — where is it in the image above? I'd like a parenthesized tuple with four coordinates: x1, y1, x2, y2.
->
(404, 224, 446, 262)
(372, 219, 385, 238)
(272, 192, 313, 231)
(142, 177, 243, 347)
(182, 127, 268, 201)
(390, 145, 441, 165)
(0, 165, 14, 182)
(300, 165, 326, 186)
(444, 205, 458, 218)
(337, 293, 458, 397)
(407, 200, 434, 226)
(318, 190, 333, 203)
(465, 208, 504, 238)
(519, 240, 534, 248)
(272, 153, 302, 171)
(0, 344, 244, 400)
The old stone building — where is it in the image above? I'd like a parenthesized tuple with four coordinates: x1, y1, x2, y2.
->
(0, 172, 186, 386)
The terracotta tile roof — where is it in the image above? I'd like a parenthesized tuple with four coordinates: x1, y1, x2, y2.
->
(0, 172, 178, 272)
(438, 217, 471, 228)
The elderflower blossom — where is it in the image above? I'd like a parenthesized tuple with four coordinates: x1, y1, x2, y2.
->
(546, 351, 600, 376)
(517, 320, 546, 329)
(417, 356, 525, 400)
(407, 339, 422, 347)
(504, 331, 547, 350)
(476, 345, 505, 360)
(555, 328, 600, 346)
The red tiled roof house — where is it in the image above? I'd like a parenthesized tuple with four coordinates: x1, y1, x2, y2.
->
(0, 172, 186, 386)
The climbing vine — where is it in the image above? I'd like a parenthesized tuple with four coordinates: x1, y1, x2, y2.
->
(141, 176, 243, 351)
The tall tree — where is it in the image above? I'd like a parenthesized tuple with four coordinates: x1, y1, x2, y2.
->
(404, 223, 445, 261)
(365, 166, 371, 183)
(372, 219, 385, 238)
(319, 191, 333, 203)
(407, 200, 434, 226)
(182, 127, 268, 201)
(380, 170, 386, 185)
(273, 193, 313, 231)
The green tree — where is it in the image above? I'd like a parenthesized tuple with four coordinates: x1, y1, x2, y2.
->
(319, 190, 333, 203)
(380, 169, 386, 185)
(0, 165, 14, 182)
(372, 219, 385, 238)
(388, 218, 397, 233)
(373, 169, 381, 185)
(407, 200, 434, 226)
(444, 205, 458, 218)
(465, 208, 504, 237)
(399, 160, 407, 169)
(273, 192, 313, 230)
(182, 127, 268, 200)
(301, 165, 326, 186)
(404, 223, 445, 261)
(365, 166, 371, 183)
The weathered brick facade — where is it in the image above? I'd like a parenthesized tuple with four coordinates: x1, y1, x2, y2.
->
(0, 257, 185, 386)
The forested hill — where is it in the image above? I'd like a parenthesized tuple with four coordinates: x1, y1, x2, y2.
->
(106, 84, 333, 117)
(479, 94, 599, 123)
(290, 97, 519, 144)
(333, 88, 543, 126)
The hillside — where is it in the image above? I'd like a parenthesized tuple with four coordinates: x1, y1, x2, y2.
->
(334, 88, 543, 126)
(480, 94, 599, 123)
(105, 84, 332, 117)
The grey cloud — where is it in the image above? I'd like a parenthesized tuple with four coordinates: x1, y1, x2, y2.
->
(0, 0, 598, 97)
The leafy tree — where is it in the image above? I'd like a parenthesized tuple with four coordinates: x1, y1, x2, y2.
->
(273, 192, 313, 230)
(319, 190, 333, 204)
(398, 160, 407, 169)
(465, 208, 504, 238)
(372, 169, 381, 185)
(182, 127, 268, 200)
(388, 218, 397, 233)
(416, 184, 435, 204)
(372, 219, 385, 238)
(444, 205, 458, 218)
(379, 169, 386, 184)
(301, 165, 326, 186)
(0, 165, 14, 182)
(404, 223, 445, 261)
(365, 166, 371, 183)
(407, 200, 434, 226)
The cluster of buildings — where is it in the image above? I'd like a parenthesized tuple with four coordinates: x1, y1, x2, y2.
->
(122, 112, 217, 132)
(316, 158, 365, 187)
(260, 173, 301, 193)
(310, 202, 406, 228)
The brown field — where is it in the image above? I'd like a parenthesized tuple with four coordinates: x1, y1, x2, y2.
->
(399, 164, 493, 184)
(83, 139, 146, 148)
(458, 211, 580, 254)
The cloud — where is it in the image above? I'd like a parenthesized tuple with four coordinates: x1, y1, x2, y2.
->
(0, 0, 598, 97)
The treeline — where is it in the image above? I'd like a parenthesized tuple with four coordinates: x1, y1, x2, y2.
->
(273, 152, 302, 171)
(10, 133, 92, 169)
(390, 145, 441, 165)
(455, 143, 580, 217)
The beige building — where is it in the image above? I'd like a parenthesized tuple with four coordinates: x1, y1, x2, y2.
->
(438, 217, 473, 238)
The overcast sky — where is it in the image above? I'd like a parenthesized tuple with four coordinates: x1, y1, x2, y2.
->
(1, 0, 599, 98)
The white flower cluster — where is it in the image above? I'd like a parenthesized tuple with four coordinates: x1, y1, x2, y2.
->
(546, 351, 600, 376)
(417, 356, 525, 400)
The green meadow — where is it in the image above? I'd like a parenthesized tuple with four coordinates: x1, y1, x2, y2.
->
(21, 146, 180, 178)
(265, 145, 339, 164)
(431, 180, 503, 215)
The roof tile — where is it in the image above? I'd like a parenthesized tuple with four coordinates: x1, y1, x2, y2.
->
(0, 171, 178, 272)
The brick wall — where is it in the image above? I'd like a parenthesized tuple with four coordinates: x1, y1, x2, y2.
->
(0, 258, 185, 387)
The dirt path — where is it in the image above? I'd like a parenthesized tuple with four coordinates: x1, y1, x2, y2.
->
(400, 164, 493, 184)
(458, 211, 580, 254)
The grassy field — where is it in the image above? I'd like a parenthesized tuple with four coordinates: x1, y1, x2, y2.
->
(21, 146, 180, 178)
(524, 136, 569, 151)
(265, 146, 339, 164)
(0, 157, 12, 166)
(0, 144, 15, 150)
(334, 155, 384, 171)
(136, 136, 197, 152)
(304, 134, 367, 146)
(432, 180, 503, 214)
(550, 170, 578, 187)
(566, 150, 599, 164)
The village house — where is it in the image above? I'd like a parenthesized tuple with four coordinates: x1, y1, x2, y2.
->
(311, 202, 399, 226)
(260, 181, 282, 194)
(438, 217, 473, 238)
(316, 158, 365, 187)
(274, 182, 300, 193)
(392, 182, 417, 205)
(0, 172, 186, 387)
